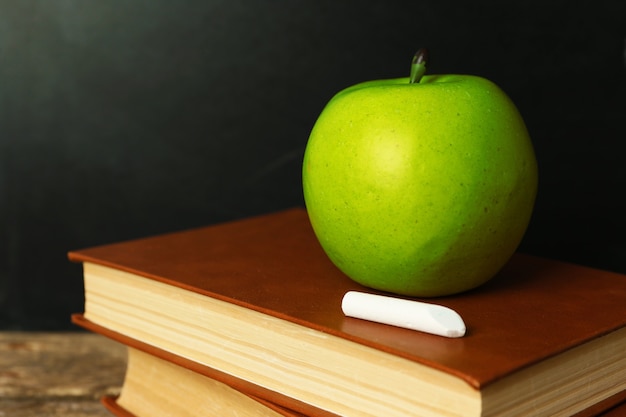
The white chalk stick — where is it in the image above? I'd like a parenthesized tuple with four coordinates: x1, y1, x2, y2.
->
(341, 291, 466, 338)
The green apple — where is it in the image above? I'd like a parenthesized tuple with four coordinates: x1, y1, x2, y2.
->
(302, 49, 538, 297)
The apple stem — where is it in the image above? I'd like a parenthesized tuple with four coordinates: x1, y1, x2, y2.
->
(409, 48, 429, 83)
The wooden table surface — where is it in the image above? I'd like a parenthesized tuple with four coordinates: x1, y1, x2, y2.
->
(0, 332, 127, 417)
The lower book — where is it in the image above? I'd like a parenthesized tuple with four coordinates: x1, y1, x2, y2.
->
(73, 314, 325, 417)
(101, 347, 307, 417)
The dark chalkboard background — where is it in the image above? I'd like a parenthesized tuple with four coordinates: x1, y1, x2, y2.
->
(1, 1, 625, 329)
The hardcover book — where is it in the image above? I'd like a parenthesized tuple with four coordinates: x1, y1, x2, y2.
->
(100, 346, 308, 417)
(69, 208, 626, 417)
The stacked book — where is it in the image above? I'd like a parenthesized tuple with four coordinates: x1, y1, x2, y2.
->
(69, 208, 626, 416)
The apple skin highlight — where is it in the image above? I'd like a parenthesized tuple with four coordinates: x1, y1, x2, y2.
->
(302, 74, 538, 297)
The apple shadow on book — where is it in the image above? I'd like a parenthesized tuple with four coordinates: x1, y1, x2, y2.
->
(340, 253, 567, 344)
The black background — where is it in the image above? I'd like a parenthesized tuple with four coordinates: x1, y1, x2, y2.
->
(1, 1, 625, 330)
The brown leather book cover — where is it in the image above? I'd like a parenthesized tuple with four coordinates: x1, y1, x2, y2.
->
(69, 207, 626, 390)
(599, 402, 626, 417)
(585, 400, 626, 417)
